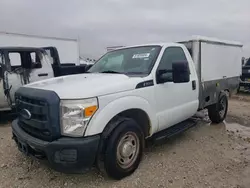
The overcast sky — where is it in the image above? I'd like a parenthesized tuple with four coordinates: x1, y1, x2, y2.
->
(0, 0, 249, 58)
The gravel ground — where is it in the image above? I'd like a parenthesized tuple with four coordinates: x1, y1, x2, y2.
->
(1, 94, 250, 188)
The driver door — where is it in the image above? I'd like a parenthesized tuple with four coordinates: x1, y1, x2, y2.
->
(154, 46, 199, 131)
(28, 51, 54, 83)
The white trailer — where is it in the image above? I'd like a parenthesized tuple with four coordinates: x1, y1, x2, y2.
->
(0, 31, 80, 65)
(179, 35, 243, 109)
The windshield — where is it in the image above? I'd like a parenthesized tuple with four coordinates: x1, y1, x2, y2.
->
(88, 46, 161, 75)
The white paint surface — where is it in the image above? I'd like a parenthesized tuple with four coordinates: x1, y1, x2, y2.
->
(26, 73, 141, 99)
(201, 43, 242, 81)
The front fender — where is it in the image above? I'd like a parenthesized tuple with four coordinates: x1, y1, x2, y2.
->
(84, 96, 158, 136)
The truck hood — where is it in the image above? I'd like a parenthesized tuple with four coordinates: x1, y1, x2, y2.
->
(25, 73, 142, 99)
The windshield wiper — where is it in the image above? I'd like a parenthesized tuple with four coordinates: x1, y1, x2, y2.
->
(100, 70, 123, 74)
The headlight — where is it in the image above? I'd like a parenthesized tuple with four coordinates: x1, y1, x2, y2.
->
(60, 98, 98, 137)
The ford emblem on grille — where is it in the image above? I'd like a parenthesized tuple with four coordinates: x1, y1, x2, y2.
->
(20, 109, 32, 120)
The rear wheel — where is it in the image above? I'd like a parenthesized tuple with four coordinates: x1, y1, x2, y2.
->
(208, 92, 228, 123)
(103, 118, 144, 180)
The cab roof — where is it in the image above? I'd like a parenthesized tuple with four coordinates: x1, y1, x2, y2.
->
(109, 42, 184, 51)
(0, 46, 44, 52)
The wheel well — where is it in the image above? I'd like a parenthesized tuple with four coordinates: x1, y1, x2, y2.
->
(103, 109, 151, 138)
(118, 109, 151, 137)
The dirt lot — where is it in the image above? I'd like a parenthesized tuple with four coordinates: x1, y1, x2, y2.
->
(1, 94, 250, 188)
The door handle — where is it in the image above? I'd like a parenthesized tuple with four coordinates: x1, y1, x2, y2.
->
(192, 80, 196, 90)
(38, 73, 48, 77)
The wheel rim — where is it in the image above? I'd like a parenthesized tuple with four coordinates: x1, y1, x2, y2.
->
(219, 96, 227, 118)
(116, 131, 140, 169)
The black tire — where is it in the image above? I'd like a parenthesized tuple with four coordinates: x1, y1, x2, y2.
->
(103, 118, 144, 180)
(208, 92, 228, 123)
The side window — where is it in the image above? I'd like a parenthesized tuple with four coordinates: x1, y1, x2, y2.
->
(0, 53, 3, 72)
(9, 53, 22, 67)
(30, 52, 36, 62)
(29, 52, 42, 69)
(45, 49, 54, 64)
(45, 49, 51, 57)
(157, 47, 188, 82)
(0, 53, 3, 64)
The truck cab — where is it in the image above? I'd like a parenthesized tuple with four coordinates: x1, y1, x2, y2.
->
(12, 39, 239, 179)
(0, 47, 92, 111)
(0, 47, 54, 111)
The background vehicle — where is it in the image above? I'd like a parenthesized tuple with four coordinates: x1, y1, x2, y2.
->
(12, 36, 242, 180)
(240, 57, 250, 91)
(0, 47, 91, 111)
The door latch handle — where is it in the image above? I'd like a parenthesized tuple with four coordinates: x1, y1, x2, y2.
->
(192, 80, 196, 90)
(38, 73, 48, 77)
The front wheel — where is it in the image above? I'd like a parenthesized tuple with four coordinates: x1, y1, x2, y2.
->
(104, 118, 144, 180)
(208, 92, 228, 123)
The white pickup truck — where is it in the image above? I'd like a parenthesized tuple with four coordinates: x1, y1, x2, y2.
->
(12, 36, 242, 179)
(0, 47, 90, 111)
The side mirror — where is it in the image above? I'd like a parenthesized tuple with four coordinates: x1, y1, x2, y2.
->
(172, 61, 190, 83)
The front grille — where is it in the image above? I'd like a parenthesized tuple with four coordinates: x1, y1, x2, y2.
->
(16, 95, 52, 141)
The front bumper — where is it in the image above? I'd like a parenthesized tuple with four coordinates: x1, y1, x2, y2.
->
(12, 119, 100, 173)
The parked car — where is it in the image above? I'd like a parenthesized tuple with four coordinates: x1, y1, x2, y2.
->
(12, 36, 242, 180)
(0, 47, 90, 111)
